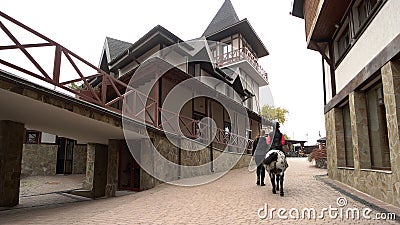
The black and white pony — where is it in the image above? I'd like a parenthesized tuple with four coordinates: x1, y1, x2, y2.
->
(263, 150, 288, 196)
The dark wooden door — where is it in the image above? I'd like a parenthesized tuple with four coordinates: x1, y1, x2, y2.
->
(56, 137, 74, 174)
(118, 141, 140, 191)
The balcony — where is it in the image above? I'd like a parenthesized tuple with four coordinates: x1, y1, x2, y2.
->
(215, 47, 268, 84)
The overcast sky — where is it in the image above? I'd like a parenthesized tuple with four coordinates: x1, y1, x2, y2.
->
(1, 0, 325, 144)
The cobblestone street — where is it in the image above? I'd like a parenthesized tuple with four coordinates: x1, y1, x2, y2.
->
(0, 158, 399, 224)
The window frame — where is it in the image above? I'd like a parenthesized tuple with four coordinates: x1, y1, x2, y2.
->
(341, 102, 354, 168)
(25, 130, 41, 144)
(333, 0, 387, 66)
(365, 81, 391, 170)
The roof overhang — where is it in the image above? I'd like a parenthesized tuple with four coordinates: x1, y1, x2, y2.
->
(109, 25, 184, 69)
(308, 0, 351, 50)
(291, 0, 351, 51)
(291, 0, 304, 18)
(205, 19, 269, 58)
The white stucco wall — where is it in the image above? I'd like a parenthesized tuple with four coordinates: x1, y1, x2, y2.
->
(335, 0, 400, 93)
(324, 59, 332, 103)
(41, 132, 56, 144)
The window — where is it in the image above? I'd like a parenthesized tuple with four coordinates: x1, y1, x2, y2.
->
(246, 98, 253, 110)
(193, 111, 206, 137)
(25, 130, 41, 144)
(223, 42, 232, 55)
(334, 0, 384, 64)
(366, 82, 390, 169)
(342, 103, 354, 167)
(211, 47, 218, 59)
(335, 23, 351, 59)
(353, 0, 379, 33)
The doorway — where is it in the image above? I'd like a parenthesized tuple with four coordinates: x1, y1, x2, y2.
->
(118, 141, 140, 191)
(56, 137, 74, 174)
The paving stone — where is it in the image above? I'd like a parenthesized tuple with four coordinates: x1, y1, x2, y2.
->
(0, 158, 398, 224)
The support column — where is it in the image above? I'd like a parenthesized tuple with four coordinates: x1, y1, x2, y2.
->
(349, 91, 371, 170)
(83, 143, 108, 198)
(106, 140, 119, 197)
(325, 108, 344, 180)
(382, 60, 400, 207)
(0, 120, 24, 207)
(349, 91, 371, 192)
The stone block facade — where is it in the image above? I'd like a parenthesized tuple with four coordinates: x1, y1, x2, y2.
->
(138, 130, 252, 191)
(326, 59, 400, 207)
(73, 144, 87, 174)
(21, 143, 87, 176)
(21, 144, 57, 177)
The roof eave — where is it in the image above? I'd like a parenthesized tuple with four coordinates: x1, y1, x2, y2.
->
(291, 0, 304, 19)
(109, 25, 183, 65)
(205, 19, 269, 58)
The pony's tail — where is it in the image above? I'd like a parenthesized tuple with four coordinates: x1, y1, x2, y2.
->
(263, 152, 278, 165)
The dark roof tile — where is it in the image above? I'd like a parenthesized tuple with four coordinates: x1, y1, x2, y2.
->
(202, 0, 240, 37)
(105, 37, 132, 62)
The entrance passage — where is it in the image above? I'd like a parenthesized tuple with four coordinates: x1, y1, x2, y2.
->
(56, 137, 75, 174)
(118, 142, 140, 191)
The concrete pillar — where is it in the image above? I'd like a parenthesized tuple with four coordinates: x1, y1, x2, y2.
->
(83, 143, 108, 198)
(106, 140, 119, 197)
(0, 120, 24, 207)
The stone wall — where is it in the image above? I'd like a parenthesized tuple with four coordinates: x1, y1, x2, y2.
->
(21, 144, 57, 176)
(73, 144, 87, 174)
(83, 143, 108, 198)
(139, 130, 252, 190)
(21, 143, 87, 177)
(325, 59, 400, 207)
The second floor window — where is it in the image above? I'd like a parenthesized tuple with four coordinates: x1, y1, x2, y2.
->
(223, 42, 232, 55)
(353, 0, 379, 33)
(337, 27, 350, 57)
(333, 0, 384, 64)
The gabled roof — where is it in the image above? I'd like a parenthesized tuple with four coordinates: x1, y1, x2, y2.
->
(202, 0, 240, 37)
(105, 37, 132, 63)
(206, 19, 269, 58)
(109, 25, 183, 66)
(201, 1, 269, 58)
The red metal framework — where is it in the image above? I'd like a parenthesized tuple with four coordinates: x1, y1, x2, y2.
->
(0, 11, 254, 152)
(215, 47, 269, 83)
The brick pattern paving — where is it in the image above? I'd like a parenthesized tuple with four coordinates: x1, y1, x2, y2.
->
(0, 158, 398, 224)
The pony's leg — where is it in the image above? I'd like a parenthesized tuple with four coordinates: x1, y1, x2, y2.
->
(280, 173, 285, 197)
(276, 175, 280, 191)
(269, 173, 276, 194)
(260, 165, 266, 186)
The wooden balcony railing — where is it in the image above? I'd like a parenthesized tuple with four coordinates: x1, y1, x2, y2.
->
(0, 11, 254, 153)
(215, 47, 268, 83)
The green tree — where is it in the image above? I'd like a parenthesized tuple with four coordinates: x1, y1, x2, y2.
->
(260, 105, 289, 125)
